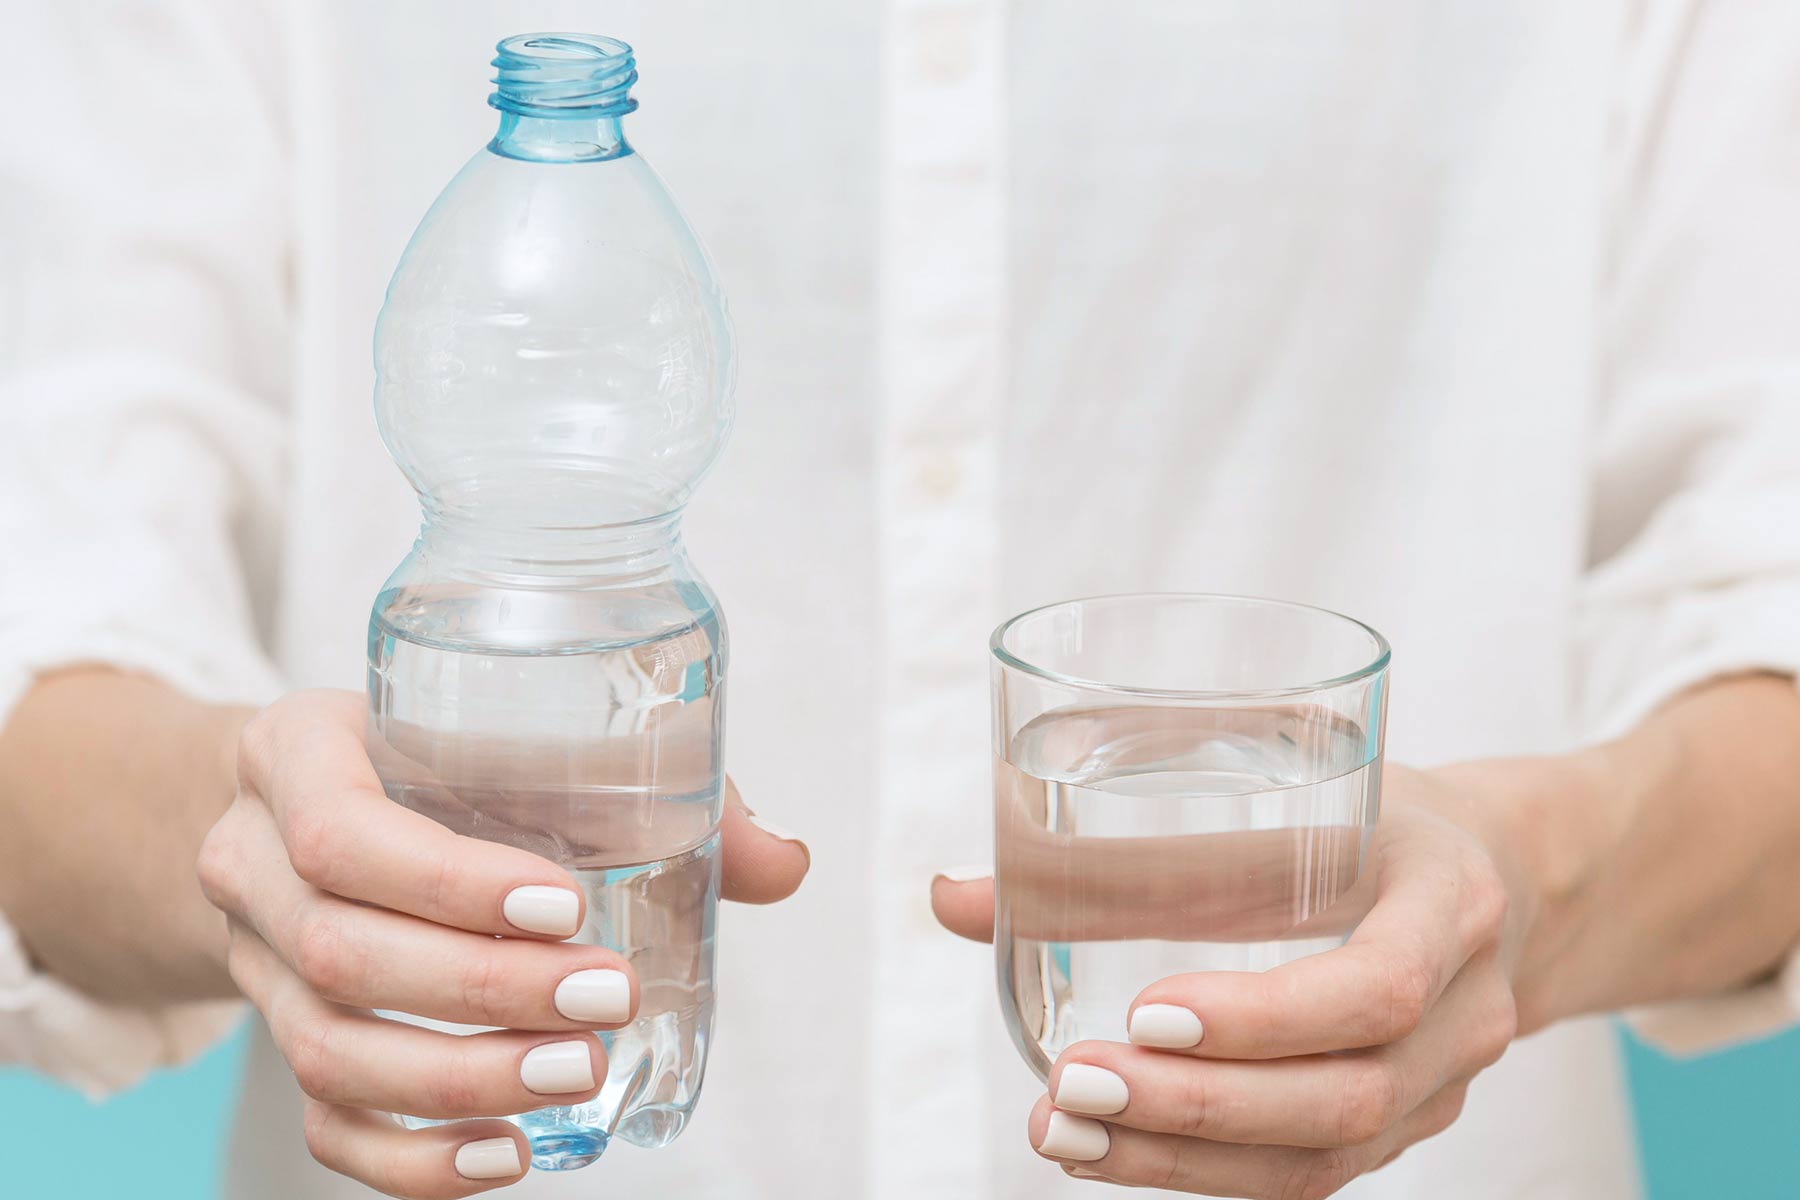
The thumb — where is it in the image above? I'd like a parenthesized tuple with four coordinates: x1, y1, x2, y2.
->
(930, 869, 995, 942)
(720, 779, 811, 904)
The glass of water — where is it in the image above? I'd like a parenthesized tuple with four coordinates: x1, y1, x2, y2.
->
(990, 593, 1390, 1079)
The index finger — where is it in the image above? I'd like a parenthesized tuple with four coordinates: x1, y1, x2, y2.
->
(242, 691, 587, 939)
(1127, 830, 1505, 1059)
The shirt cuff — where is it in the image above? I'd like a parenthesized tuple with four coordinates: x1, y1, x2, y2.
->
(0, 624, 272, 1097)
(1625, 951, 1800, 1058)
(0, 911, 243, 1099)
(1581, 578, 1800, 742)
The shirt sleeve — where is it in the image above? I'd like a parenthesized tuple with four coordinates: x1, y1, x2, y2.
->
(0, 918, 245, 1099)
(1579, 2, 1800, 1051)
(0, 0, 293, 1089)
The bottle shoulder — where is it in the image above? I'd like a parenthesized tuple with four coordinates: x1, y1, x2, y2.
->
(381, 147, 729, 307)
(372, 146, 736, 526)
(369, 563, 725, 660)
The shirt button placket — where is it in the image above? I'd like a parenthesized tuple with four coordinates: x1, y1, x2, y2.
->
(867, 2, 1007, 1198)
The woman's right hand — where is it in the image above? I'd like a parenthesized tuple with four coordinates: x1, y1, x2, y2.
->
(197, 690, 631, 1196)
(198, 690, 808, 1198)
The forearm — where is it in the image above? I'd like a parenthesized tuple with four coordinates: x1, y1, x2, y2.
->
(0, 668, 248, 1004)
(1494, 674, 1800, 1031)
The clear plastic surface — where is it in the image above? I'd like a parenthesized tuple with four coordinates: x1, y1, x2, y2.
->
(364, 33, 734, 1169)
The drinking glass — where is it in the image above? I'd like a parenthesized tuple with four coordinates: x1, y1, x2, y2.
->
(990, 593, 1390, 1079)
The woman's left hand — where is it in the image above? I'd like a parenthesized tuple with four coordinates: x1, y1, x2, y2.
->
(933, 764, 1542, 1197)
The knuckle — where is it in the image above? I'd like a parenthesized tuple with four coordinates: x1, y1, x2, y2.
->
(1145, 1140, 1185, 1193)
(223, 931, 255, 994)
(1513, 987, 1554, 1036)
(195, 821, 240, 909)
(222, 936, 242, 983)
(236, 708, 280, 790)
(286, 1016, 342, 1101)
(424, 847, 462, 922)
(284, 807, 338, 889)
(1377, 954, 1433, 1042)
(292, 909, 362, 1000)
(1335, 1061, 1402, 1147)
(1264, 969, 1307, 1029)
(1279, 1150, 1354, 1200)
(1172, 1064, 1214, 1137)
(1435, 1083, 1471, 1133)
(1464, 861, 1510, 942)
(458, 952, 516, 1026)
(422, 1049, 484, 1116)
(1478, 992, 1519, 1066)
(300, 1099, 334, 1160)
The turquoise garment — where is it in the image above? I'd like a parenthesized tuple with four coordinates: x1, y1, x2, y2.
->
(1622, 1025, 1800, 1199)
(0, 1024, 247, 1198)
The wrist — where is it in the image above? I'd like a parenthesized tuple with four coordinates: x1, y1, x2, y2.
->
(1427, 749, 1641, 1032)
(0, 670, 250, 1000)
(1418, 678, 1800, 1034)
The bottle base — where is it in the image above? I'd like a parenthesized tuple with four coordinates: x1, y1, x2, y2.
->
(614, 1103, 690, 1150)
(517, 1114, 610, 1171)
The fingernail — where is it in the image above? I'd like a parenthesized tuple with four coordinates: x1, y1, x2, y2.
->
(1129, 1003, 1204, 1049)
(520, 1040, 596, 1094)
(503, 885, 581, 938)
(454, 1136, 522, 1180)
(747, 813, 803, 844)
(554, 968, 632, 1024)
(1055, 1063, 1129, 1115)
(1069, 1168, 1104, 1179)
(934, 865, 990, 883)
(1036, 1111, 1110, 1161)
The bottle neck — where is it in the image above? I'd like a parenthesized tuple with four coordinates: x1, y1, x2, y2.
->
(488, 33, 638, 164)
(490, 112, 631, 163)
(418, 508, 685, 583)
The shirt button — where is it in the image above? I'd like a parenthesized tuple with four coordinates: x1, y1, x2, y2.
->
(908, 8, 977, 84)
(914, 454, 962, 500)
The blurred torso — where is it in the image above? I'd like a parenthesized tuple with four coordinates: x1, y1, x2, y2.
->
(231, 2, 1639, 1196)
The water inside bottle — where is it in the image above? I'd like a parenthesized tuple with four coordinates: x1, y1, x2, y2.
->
(996, 706, 1380, 1079)
(367, 588, 722, 1169)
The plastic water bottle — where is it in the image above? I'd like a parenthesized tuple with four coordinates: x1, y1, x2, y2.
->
(364, 33, 733, 1170)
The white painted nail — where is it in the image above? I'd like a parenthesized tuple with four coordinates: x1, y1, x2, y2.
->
(503, 886, 581, 938)
(554, 968, 632, 1024)
(520, 1040, 596, 1094)
(1037, 1111, 1110, 1161)
(1129, 1003, 1204, 1049)
(934, 865, 991, 883)
(747, 814, 803, 844)
(1069, 1167, 1104, 1179)
(454, 1137, 522, 1180)
(1055, 1063, 1129, 1116)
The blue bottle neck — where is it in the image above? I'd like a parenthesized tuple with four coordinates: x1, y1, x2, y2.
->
(490, 112, 631, 163)
(489, 33, 638, 163)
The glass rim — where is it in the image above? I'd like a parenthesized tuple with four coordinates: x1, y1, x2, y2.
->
(989, 591, 1392, 701)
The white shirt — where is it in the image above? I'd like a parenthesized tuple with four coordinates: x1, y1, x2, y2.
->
(4, 1, 1800, 1197)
